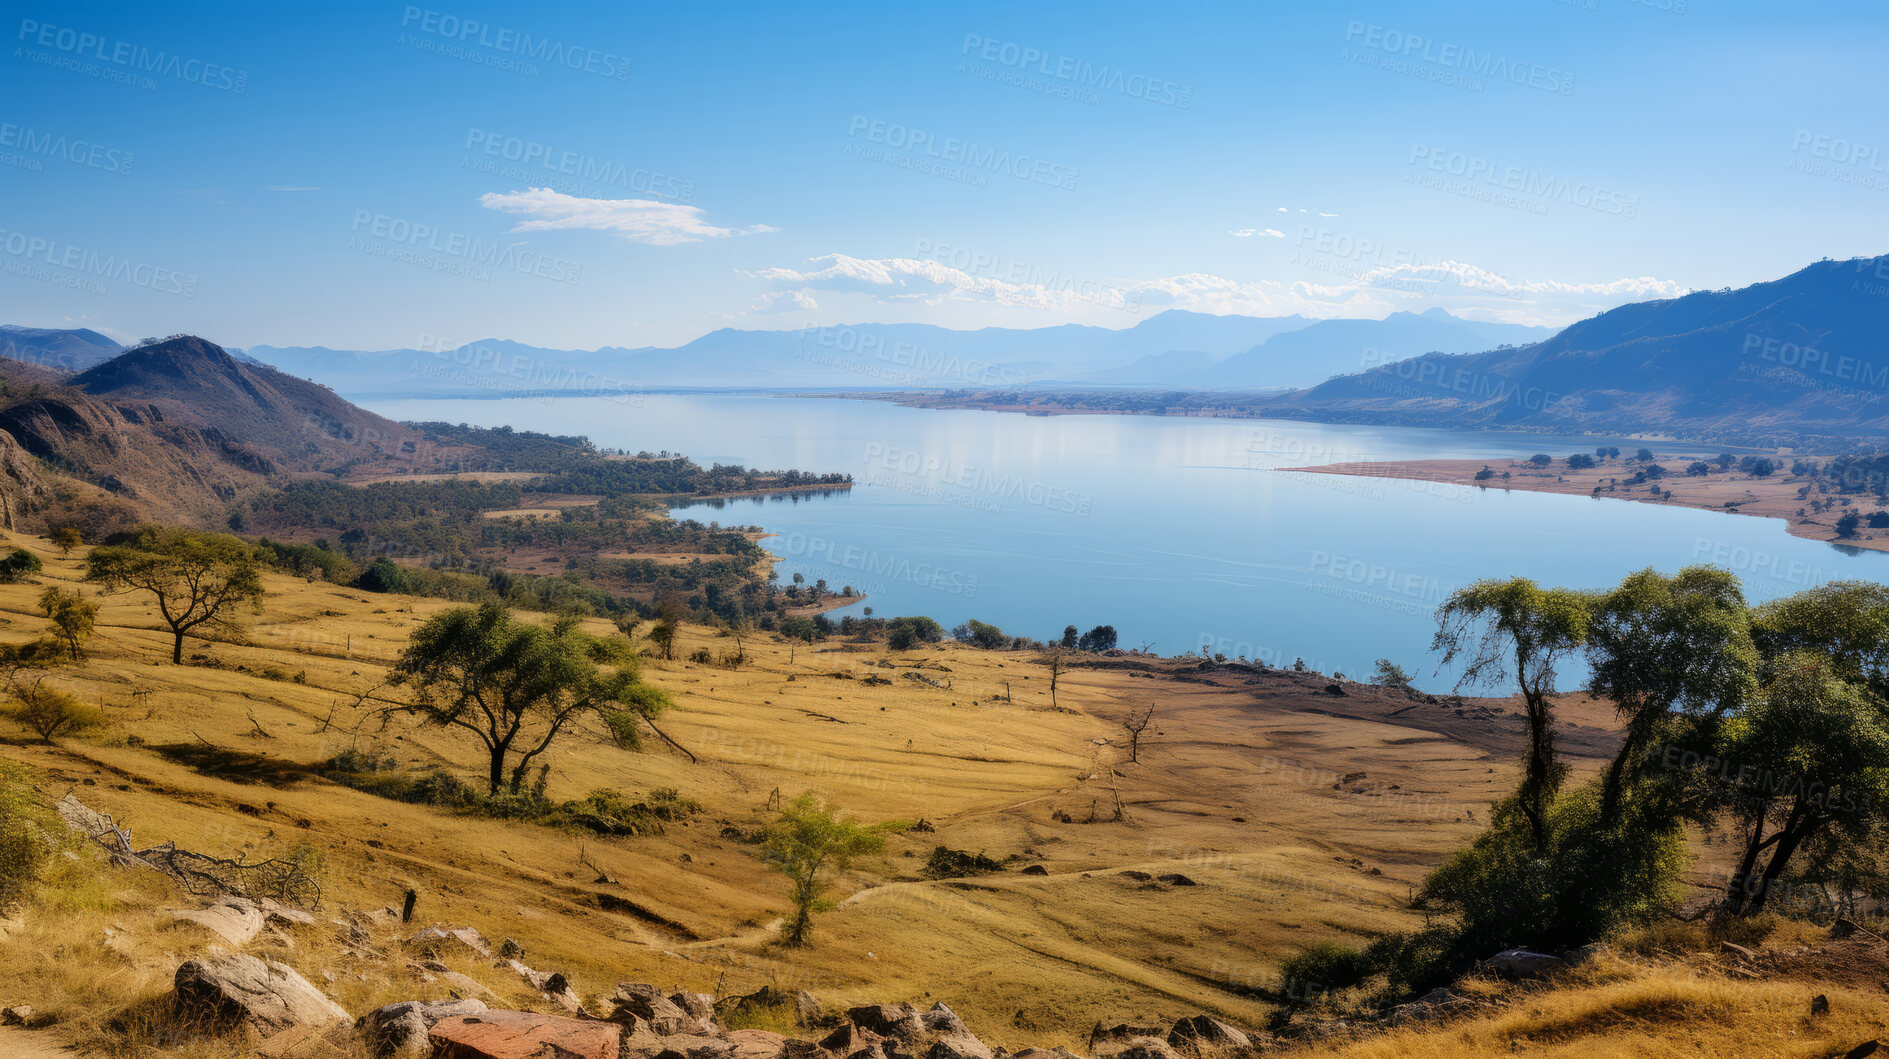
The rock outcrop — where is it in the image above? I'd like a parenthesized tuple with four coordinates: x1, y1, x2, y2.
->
(172, 953, 349, 1037)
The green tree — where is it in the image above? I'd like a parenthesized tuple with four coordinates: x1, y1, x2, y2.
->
(1079, 624, 1118, 651)
(647, 617, 679, 660)
(384, 603, 671, 795)
(1370, 657, 1413, 689)
(1433, 578, 1593, 846)
(1584, 567, 1756, 830)
(763, 793, 906, 946)
(1836, 510, 1863, 539)
(1061, 624, 1080, 649)
(356, 556, 410, 593)
(38, 587, 98, 661)
(84, 527, 264, 664)
(957, 619, 1008, 649)
(1715, 652, 1889, 915)
(48, 527, 81, 558)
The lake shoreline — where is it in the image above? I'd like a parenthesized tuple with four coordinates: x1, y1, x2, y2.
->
(1288, 457, 1889, 554)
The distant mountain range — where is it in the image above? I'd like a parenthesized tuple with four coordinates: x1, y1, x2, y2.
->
(213, 309, 1553, 398)
(1258, 255, 1889, 443)
(15, 254, 1889, 446)
(0, 325, 124, 371)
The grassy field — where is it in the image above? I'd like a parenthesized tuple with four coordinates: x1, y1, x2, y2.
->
(0, 529, 1880, 1056)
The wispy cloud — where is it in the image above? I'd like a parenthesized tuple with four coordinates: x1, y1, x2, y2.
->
(749, 252, 1682, 326)
(745, 254, 1141, 312)
(479, 188, 776, 246)
(1230, 228, 1286, 238)
(752, 290, 818, 313)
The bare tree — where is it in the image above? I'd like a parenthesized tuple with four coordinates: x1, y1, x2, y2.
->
(1121, 703, 1156, 763)
(1040, 648, 1069, 707)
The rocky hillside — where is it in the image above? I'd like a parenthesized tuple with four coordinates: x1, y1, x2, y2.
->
(0, 336, 475, 534)
(1262, 255, 1889, 446)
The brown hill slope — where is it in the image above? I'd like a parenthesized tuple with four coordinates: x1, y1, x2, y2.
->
(70, 335, 445, 475)
(0, 337, 475, 534)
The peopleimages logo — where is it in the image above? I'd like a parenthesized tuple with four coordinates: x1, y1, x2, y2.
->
(1343, 21, 1575, 95)
(397, 8, 630, 79)
(846, 116, 1079, 191)
(16, 18, 249, 92)
(959, 35, 1192, 108)
(0, 121, 133, 174)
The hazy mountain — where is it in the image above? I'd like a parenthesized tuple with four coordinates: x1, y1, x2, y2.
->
(1161, 310, 1556, 390)
(0, 326, 124, 370)
(1265, 255, 1889, 443)
(244, 310, 1500, 397)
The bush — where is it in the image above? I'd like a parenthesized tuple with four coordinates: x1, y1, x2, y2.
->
(955, 619, 1009, 650)
(1278, 942, 1377, 1006)
(5, 682, 106, 743)
(0, 762, 64, 908)
(923, 846, 1004, 878)
(0, 548, 41, 583)
(355, 556, 410, 593)
(1414, 783, 1688, 968)
(886, 616, 944, 650)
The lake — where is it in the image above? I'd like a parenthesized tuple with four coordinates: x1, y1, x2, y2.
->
(358, 393, 1889, 691)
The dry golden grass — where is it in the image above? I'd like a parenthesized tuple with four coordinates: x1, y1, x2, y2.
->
(1312, 954, 1887, 1058)
(0, 528, 1879, 1055)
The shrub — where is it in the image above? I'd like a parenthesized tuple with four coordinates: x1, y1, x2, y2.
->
(1278, 942, 1377, 1006)
(0, 762, 65, 908)
(5, 682, 107, 743)
(923, 846, 1004, 878)
(1414, 783, 1688, 969)
(0, 548, 41, 583)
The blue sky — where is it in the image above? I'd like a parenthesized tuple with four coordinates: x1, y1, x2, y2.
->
(3, 0, 1886, 350)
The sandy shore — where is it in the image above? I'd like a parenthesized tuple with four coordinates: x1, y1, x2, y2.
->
(1288, 456, 1889, 554)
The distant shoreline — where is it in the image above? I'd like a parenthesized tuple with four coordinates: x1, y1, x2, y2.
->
(1288, 457, 1889, 554)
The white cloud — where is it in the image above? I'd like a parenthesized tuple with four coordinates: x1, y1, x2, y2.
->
(747, 252, 1682, 327)
(479, 188, 776, 246)
(1230, 228, 1286, 239)
(752, 290, 819, 314)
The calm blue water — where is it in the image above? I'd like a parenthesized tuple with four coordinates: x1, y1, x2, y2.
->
(361, 393, 1889, 691)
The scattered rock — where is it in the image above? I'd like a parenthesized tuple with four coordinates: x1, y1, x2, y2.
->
(497, 937, 524, 959)
(1, 1005, 32, 1026)
(170, 897, 267, 946)
(1156, 874, 1196, 887)
(1090, 1023, 1166, 1054)
(717, 986, 827, 1030)
(1117, 870, 1153, 882)
(429, 1009, 620, 1059)
(1021, 865, 1048, 876)
(1480, 949, 1565, 977)
(611, 982, 706, 1035)
(1166, 1015, 1248, 1052)
(1812, 994, 1831, 1017)
(407, 925, 492, 959)
(172, 953, 349, 1038)
(357, 998, 486, 1057)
